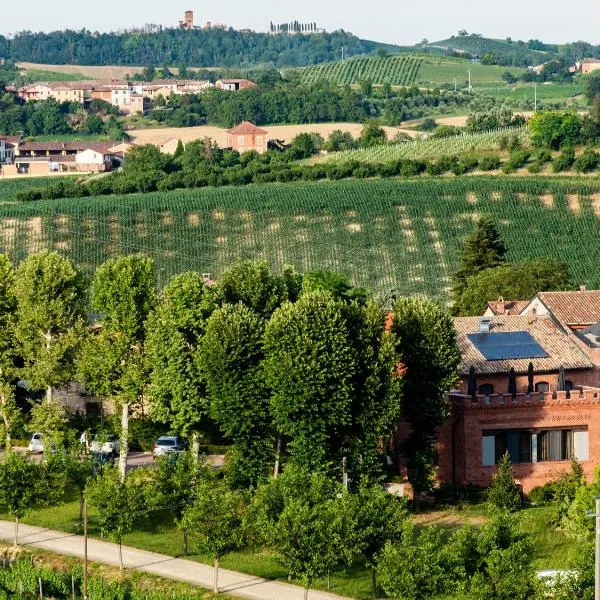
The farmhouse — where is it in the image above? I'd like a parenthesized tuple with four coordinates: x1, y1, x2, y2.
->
(227, 121, 268, 153)
(216, 78, 257, 92)
(0, 136, 21, 164)
(580, 58, 600, 74)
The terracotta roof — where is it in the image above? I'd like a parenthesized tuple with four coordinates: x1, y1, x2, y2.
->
(485, 299, 529, 316)
(454, 315, 594, 375)
(19, 142, 114, 153)
(227, 121, 267, 135)
(536, 290, 600, 327)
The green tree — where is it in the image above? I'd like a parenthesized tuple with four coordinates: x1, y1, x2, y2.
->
(85, 468, 142, 570)
(0, 452, 59, 545)
(14, 252, 86, 404)
(0, 255, 20, 451)
(249, 467, 360, 600)
(377, 523, 453, 600)
(146, 272, 216, 452)
(217, 260, 300, 319)
(342, 302, 403, 484)
(452, 217, 506, 307)
(173, 139, 185, 158)
(487, 452, 521, 512)
(199, 303, 273, 487)
(454, 258, 572, 316)
(360, 79, 373, 97)
(79, 256, 156, 480)
(263, 291, 355, 471)
(390, 298, 460, 499)
(358, 121, 387, 147)
(583, 74, 600, 103)
(180, 482, 247, 594)
(353, 485, 407, 599)
(28, 400, 68, 445)
(324, 130, 356, 152)
(152, 451, 213, 555)
(529, 110, 583, 149)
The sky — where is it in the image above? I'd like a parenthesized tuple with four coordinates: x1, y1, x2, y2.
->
(3, 0, 600, 46)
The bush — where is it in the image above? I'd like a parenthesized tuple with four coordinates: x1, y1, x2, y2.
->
(574, 148, 600, 173)
(527, 162, 542, 173)
(487, 452, 521, 512)
(503, 149, 530, 172)
(552, 147, 575, 172)
(128, 418, 170, 451)
(478, 154, 501, 171)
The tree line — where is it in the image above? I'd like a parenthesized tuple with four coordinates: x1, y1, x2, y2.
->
(0, 29, 387, 69)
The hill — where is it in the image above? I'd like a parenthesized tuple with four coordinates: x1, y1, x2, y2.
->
(1, 177, 599, 300)
(426, 34, 556, 67)
(0, 29, 398, 69)
(300, 55, 422, 86)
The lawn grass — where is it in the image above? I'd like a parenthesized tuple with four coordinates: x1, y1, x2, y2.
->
(417, 56, 522, 86)
(0, 484, 572, 600)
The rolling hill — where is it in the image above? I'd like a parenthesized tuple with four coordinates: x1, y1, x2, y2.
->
(1, 177, 600, 301)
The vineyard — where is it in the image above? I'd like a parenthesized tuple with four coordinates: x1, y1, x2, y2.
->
(326, 127, 528, 163)
(300, 55, 422, 86)
(0, 176, 78, 201)
(1, 177, 600, 301)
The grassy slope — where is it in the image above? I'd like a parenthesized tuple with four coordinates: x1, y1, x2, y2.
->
(1, 177, 600, 300)
(417, 56, 523, 85)
(0, 485, 570, 600)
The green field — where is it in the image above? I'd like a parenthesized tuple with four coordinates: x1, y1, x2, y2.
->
(0, 175, 79, 202)
(417, 56, 523, 86)
(1, 177, 600, 300)
(300, 54, 422, 86)
(326, 127, 528, 163)
(478, 82, 584, 104)
(21, 68, 92, 82)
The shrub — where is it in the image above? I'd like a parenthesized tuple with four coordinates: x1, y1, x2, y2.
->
(527, 162, 542, 173)
(552, 147, 575, 172)
(478, 154, 501, 171)
(128, 418, 170, 451)
(487, 452, 521, 512)
(504, 149, 530, 172)
(574, 148, 600, 173)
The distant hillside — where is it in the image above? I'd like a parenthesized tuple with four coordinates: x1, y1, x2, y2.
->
(0, 29, 399, 69)
(425, 34, 557, 67)
(300, 55, 422, 86)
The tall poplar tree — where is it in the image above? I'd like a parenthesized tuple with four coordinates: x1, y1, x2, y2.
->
(199, 303, 272, 486)
(0, 255, 19, 451)
(14, 252, 86, 404)
(146, 272, 216, 452)
(79, 256, 156, 480)
(263, 291, 355, 471)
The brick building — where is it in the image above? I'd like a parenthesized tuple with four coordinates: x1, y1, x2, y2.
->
(436, 290, 600, 493)
(227, 121, 268, 154)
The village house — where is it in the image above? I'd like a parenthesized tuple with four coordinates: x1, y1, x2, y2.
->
(215, 78, 257, 92)
(0, 136, 21, 165)
(436, 313, 600, 494)
(579, 58, 600, 74)
(227, 121, 268, 153)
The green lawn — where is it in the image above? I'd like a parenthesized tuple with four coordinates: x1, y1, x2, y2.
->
(0, 484, 572, 600)
(477, 82, 584, 104)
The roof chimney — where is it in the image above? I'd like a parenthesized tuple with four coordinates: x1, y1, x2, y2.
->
(496, 296, 505, 315)
(479, 317, 492, 334)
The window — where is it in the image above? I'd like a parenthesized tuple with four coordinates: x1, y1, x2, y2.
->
(565, 380, 574, 392)
(535, 381, 549, 393)
(238, 135, 245, 146)
(479, 383, 494, 396)
(256, 136, 263, 145)
(482, 430, 532, 465)
(537, 429, 588, 462)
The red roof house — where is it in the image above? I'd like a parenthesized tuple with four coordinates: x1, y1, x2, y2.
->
(227, 121, 268, 154)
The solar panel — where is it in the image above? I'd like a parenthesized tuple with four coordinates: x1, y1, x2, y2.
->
(467, 331, 548, 361)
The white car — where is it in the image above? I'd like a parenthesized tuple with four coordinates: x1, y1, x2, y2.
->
(90, 433, 120, 456)
(28, 432, 44, 453)
(153, 435, 186, 458)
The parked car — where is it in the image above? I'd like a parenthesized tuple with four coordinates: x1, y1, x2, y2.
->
(28, 432, 44, 453)
(153, 435, 186, 458)
(90, 433, 120, 456)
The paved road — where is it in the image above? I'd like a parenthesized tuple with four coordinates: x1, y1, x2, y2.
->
(0, 521, 349, 600)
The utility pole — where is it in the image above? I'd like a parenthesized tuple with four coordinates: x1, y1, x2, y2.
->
(341, 46, 344, 62)
(83, 499, 88, 600)
(342, 456, 348, 490)
(468, 68, 472, 94)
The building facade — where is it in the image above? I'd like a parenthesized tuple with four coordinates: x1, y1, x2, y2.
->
(227, 121, 268, 153)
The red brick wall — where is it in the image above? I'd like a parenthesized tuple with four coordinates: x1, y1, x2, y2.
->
(438, 390, 600, 493)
